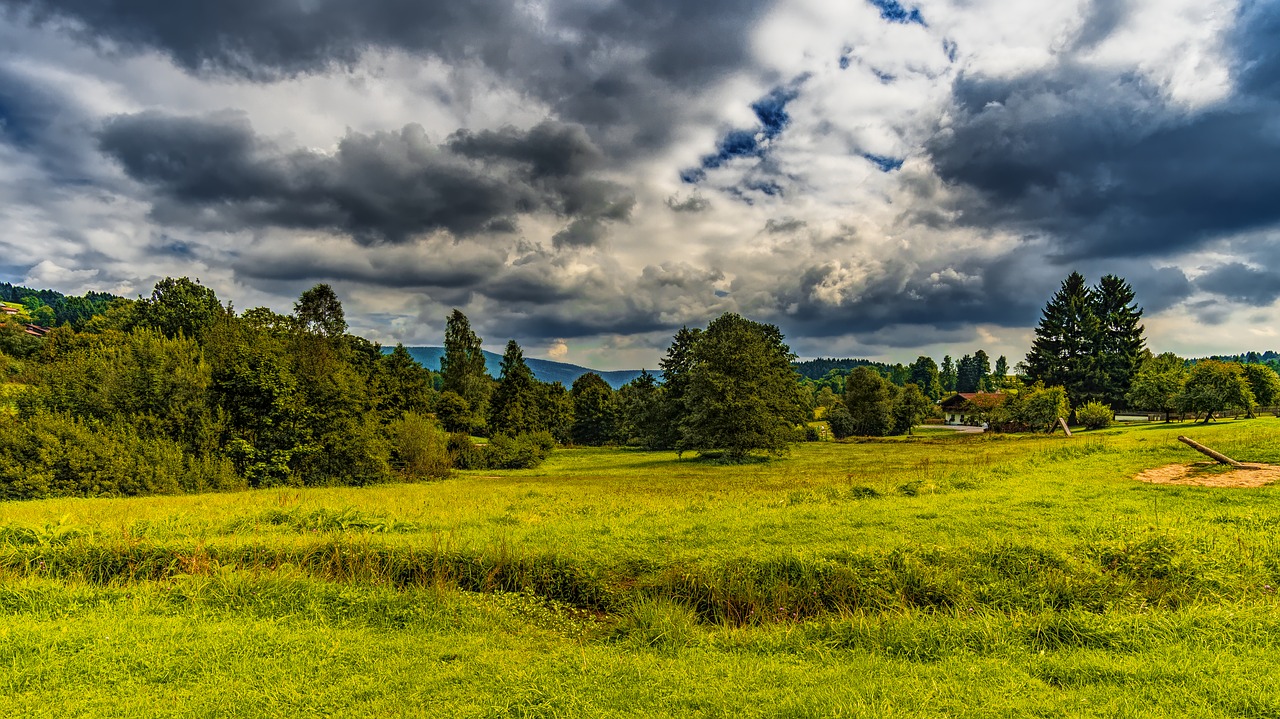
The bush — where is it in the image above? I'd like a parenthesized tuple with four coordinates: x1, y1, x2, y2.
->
(827, 404, 855, 439)
(390, 412, 451, 480)
(482, 433, 549, 470)
(444, 432, 552, 470)
(447, 433, 485, 470)
(1076, 401, 1113, 430)
(802, 425, 821, 442)
(0, 410, 243, 499)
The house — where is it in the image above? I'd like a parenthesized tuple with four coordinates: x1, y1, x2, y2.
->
(939, 392, 1007, 426)
(23, 324, 49, 337)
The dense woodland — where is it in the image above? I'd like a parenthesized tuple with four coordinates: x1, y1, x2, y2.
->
(0, 273, 1277, 499)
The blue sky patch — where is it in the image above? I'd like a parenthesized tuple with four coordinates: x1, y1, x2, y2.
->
(868, 0, 925, 26)
(862, 153, 904, 172)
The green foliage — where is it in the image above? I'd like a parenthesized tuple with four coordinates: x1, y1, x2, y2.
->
(1241, 363, 1280, 415)
(1125, 352, 1187, 421)
(655, 326, 701, 450)
(892, 383, 934, 435)
(1094, 275, 1146, 406)
(435, 390, 473, 433)
(843, 367, 893, 436)
(679, 313, 804, 460)
(489, 339, 545, 437)
(1180, 360, 1254, 423)
(0, 410, 241, 499)
(571, 372, 618, 446)
(293, 283, 347, 337)
(826, 403, 855, 439)
(1076, 401, 1114, 430)
(989, 382, 1070, 433)
(907, 356, 942, 400)
(133, 277, 226, 340)
(440, 310, 491, 431)
(389, 413, 451, 480)
(1025, 272, 1105, 408)
(616, 370, 664, 448)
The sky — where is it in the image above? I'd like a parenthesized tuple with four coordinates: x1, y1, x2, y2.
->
(1, 0, 1278, 370)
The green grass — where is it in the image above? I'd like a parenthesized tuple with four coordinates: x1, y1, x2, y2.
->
(4, 419, 1280, 716)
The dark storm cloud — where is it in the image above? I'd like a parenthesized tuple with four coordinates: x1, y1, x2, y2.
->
(927, 9, 1280, 264)
(1195, 263, 1280, 306)
(929, 70, 1280, 259)
(764, 217, 806, 234)
(4, 0, 777, 155)
(1234, 0, 1280, 100)
(98, 111, 632, 244)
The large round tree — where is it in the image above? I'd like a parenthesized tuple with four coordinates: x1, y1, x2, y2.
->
(680, 313, 805, 460)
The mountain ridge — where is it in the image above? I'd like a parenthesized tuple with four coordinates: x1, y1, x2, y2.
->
(391, 346, 660, 390)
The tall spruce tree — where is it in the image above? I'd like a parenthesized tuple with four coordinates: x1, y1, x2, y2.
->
(956, 354, 979, 393)
(940, 355, 957, 393)
(1025, 272, 1104, 409)
(993, 355, 1009, 388)
(488, 340, 542, 436)
(656, 326, 701, 450)
(1093, 274, 1146, 408)
(440, 310, 491, 429)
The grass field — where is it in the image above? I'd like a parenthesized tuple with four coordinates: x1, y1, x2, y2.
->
(4, 419, 1280, 717)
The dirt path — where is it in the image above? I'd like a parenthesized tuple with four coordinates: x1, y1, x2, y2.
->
(1135, 461, 1280, 488)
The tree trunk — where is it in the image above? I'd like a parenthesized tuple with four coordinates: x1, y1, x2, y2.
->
(1177, 436, 1243, 467)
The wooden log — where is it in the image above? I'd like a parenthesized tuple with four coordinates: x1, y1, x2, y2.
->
(1177, 436, 1243, 467)
(1057, 417, 1072, 437)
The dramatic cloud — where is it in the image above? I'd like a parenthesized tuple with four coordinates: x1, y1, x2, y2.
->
(1, 0, 1278, 368)
(98, 112, 632, 243)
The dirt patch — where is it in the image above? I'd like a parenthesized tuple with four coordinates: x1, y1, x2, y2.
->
(1135, 461, 1280, 488)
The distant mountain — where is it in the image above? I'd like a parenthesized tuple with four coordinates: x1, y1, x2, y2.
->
(390, 346, 660, 389)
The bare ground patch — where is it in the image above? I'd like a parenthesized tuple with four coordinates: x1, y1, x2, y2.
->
(1135, 461, 1280, 488)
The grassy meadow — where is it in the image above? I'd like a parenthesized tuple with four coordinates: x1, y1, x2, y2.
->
(4, 419, 1280, 717)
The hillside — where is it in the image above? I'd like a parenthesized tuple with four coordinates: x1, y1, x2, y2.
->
(393, 346, 660, 389)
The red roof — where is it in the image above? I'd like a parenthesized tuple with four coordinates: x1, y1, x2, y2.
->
(940, 391, 1006, 408)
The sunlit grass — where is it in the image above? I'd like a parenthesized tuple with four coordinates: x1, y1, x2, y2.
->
(3, 418, 1280, 715)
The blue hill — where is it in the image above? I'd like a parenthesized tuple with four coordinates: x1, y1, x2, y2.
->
(389, 346, 660, 389)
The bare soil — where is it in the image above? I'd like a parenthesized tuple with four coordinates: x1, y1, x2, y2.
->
(1135, 461, 1280, 488)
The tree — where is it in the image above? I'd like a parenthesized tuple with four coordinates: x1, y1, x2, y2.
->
(571, 372, 618, 445)
(656, 326, 701, 451)
(378, 344, 435, 417)
(956, 354, 981, 393)
(680, 313, 804, 460)
(440, 310, 491, 431)
(1180, 360, 1255, 423)
(488, 340, 542, 436)
(827, 403, 855, 439)
(973, 350, 992, 392)
(907, 356, 942, 400)
(1241, 364, 1280, 416)
(617, 370, 664, 448)
(1025, 272, 1104, 409)
(892, 383, 933, 435)
(993, 356, 1009, 388)
(843, 367, 893, 436)
(1125, 353, 1186, 421)
(294, 283, 347, 338)
(435, 391, 472, 433)
(939, 355, 957, 393)
(1093, 275, 1145, 407)
(134, 277, 226, 340)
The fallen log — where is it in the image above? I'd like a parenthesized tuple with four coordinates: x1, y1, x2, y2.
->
(1058, 417, 1072, 437)
(1177, 436, 1243, 468)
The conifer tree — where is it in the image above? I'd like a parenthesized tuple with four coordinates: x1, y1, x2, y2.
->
(907, 356, 942, 400)
(1025, 272, 1104, 409)
(940, 355, 957, 393)
(993, 356, 1009, 388)
(440, 310, 491, 429)
(488, 339, 541, 436)
(656, 326, 701, 450)
(1093, 274, 1146, 408)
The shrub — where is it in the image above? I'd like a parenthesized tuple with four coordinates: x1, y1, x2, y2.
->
(802, 425, 821, 442)
(447, 433, 485, 470)
(827, 404, 855, 439)
(482, 433, 549, 470)
(1076, 401, 1113, 430)
(390, 412, 451, 480)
